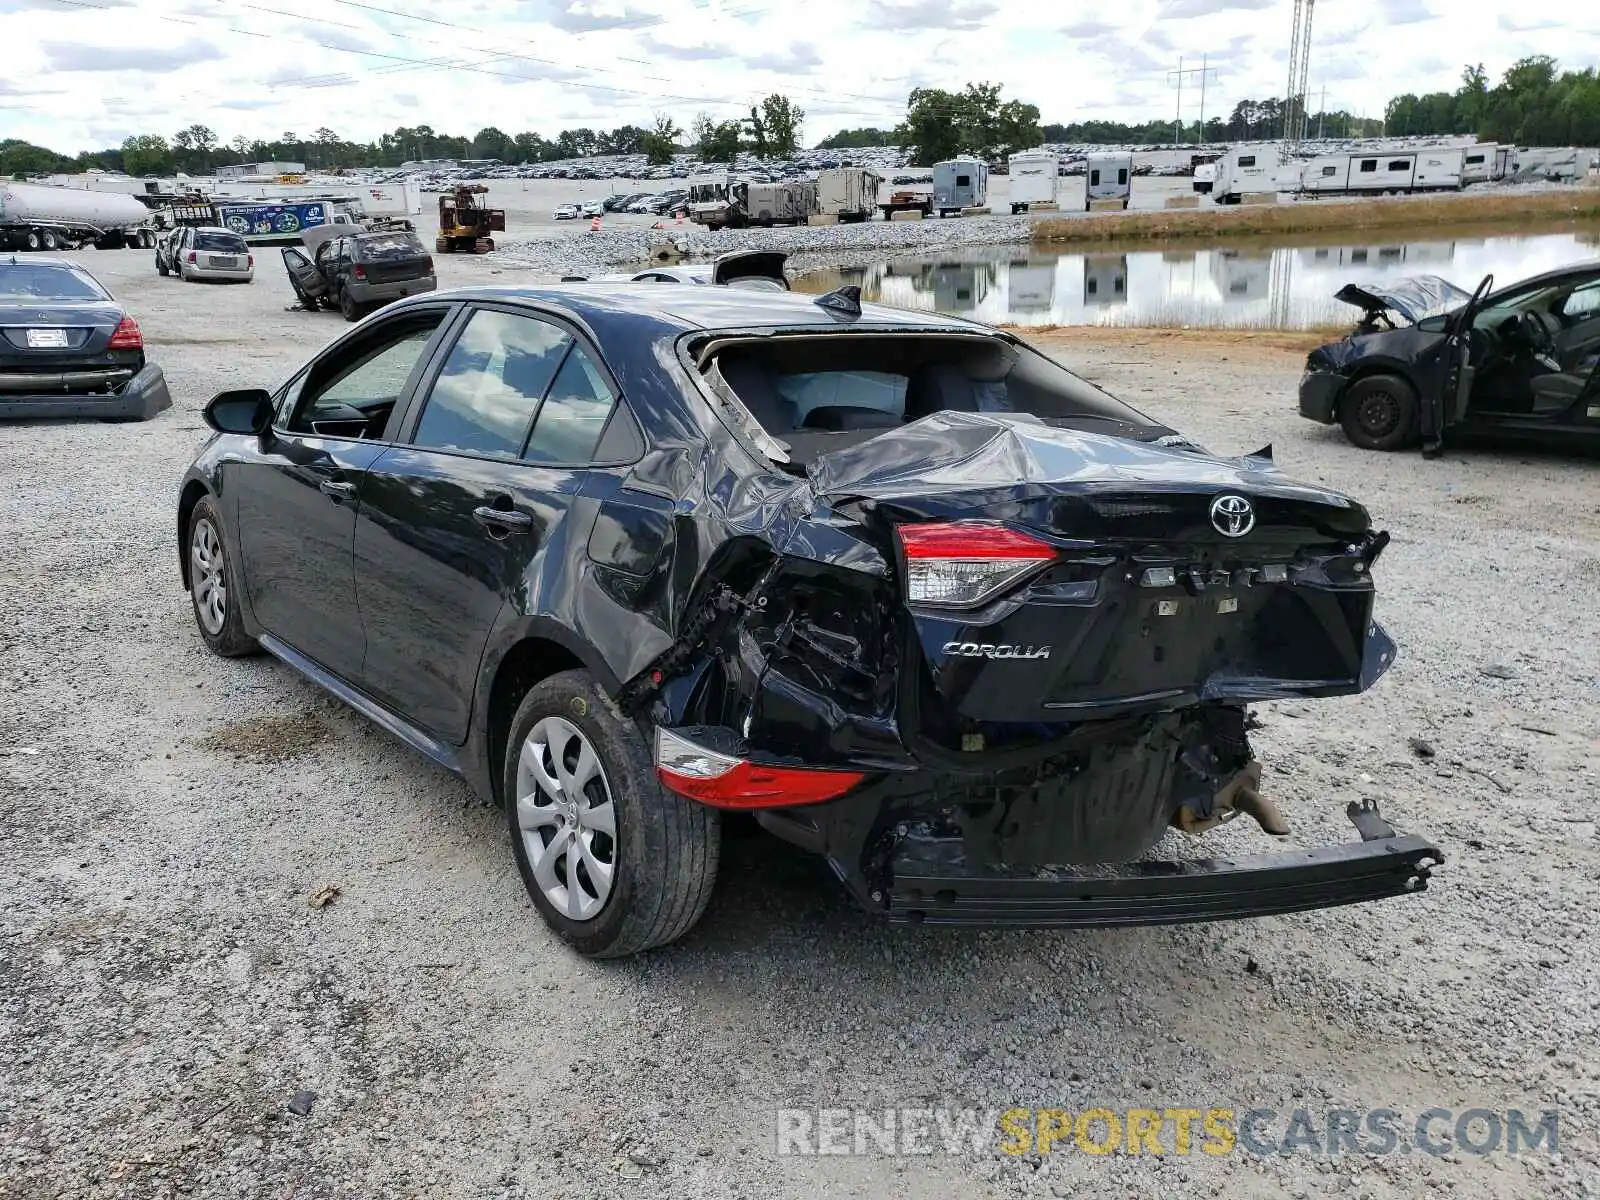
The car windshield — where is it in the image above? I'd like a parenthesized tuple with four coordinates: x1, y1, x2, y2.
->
(357, 233, 426, 260)
(194, 232, 248, 253)
(0, 263, 108, 301)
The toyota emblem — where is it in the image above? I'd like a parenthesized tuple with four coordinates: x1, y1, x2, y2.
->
(1210, 494, 1255, 537)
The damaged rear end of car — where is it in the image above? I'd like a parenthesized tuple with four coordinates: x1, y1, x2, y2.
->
(620, 316, 1441, 928)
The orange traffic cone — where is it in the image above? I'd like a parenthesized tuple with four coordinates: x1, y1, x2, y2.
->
(590, 215, 602, 232)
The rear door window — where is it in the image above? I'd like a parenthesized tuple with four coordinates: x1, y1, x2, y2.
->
(411, 309, 572, 459)
(522, 345, 619, 464)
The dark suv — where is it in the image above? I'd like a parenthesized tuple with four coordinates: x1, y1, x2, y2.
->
(282, 228, 437, 321)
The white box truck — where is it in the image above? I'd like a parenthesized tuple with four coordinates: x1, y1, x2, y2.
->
(816, 168, 881, 222)
(1007, 151, 1060, 213)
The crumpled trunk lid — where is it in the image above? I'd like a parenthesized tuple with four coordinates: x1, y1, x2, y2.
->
(808, 412, 1390, 729)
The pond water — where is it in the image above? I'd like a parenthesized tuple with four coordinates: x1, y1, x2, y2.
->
(793, 225, 1600, 329)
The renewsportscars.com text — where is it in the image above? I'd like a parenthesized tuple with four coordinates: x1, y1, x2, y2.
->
(774, 1106, 1560, 1158)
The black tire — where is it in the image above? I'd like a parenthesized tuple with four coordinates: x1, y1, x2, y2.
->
(40, 230, 59, 251)
(338, 286, 361, 322)
(503, 670, 719, 958)
(186, 496, 258, 658)
(1340, 374, 1419, 451)
(155, 254, 169, 277)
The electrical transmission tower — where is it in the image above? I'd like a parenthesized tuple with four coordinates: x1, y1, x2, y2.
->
(1283, 0, 1315, 148)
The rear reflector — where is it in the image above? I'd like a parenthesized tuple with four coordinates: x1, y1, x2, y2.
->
(107, 316, 142, 350)
(654, 728, 864, 809)
(897, 521, 1057, 608)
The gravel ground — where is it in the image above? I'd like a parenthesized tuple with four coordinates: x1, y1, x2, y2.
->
(3, 250, 1598, 1200)
(490, 211, 1035, 279)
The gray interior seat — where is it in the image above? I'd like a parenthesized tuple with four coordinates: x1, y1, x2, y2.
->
(718, 356, 797, 433)
(904, 363, 980, 419)
(1530, 367, 1595, 414)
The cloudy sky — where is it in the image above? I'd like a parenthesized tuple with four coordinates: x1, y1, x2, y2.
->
(1, 0, 1593, 153)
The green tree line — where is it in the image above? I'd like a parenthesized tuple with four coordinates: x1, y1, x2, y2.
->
(0, 92, 805, 178)
(1385, 57, 1600, 145)
(8, 58, 1600, 181)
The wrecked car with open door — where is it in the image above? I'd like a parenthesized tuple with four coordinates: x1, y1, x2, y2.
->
(178, 282, 1439, 958)
(281, 224, 437, 322)
(1299, 263, 1600, 453)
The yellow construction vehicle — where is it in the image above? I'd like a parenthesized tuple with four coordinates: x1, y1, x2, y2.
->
(436, 184, 506, 254)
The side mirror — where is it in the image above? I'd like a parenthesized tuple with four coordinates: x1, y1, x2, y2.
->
(203, 388, 274, 436)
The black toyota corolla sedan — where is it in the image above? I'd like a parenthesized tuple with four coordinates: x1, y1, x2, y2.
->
(178, 283, 1439, 956)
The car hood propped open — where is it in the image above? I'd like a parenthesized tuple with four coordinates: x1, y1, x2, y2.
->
(1333, 275, 1470, 325)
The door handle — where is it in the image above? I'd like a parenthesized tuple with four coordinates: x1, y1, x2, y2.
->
(473, 505, 533, 533)
(320, 479, 357, 503)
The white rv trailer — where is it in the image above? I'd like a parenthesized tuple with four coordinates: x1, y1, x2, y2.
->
(815, 167, 881, 222)
(1461, 143, 1514, 184)
(1082, 254, 1128, 305)
(1210, 143, 1297, 203)
(1007, 151, 1061, 212)
(1084, 153, 1132, 210)
(1298, 148, 1464, 196)
(1006, 258, 1056, 310)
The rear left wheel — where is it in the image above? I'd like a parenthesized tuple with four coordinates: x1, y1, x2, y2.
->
(338, 286, 361, 321)
(187, 497, 257, 657)
(504, 670, 719, 958)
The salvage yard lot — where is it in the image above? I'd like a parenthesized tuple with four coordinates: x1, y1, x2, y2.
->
(3, 249, 1598, 1199)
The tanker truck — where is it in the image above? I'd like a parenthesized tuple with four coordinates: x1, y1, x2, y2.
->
(0, 182, 157, 251)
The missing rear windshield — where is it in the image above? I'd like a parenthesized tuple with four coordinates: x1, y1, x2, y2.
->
(696, 332, 1171, 464)
(358, 233, 427, 260)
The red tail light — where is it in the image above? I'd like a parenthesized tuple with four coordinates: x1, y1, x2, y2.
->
(107, 316, 143, 350)
(654, 729, 863, 809)
(423, 256, 434, 272)
(186, 251, 197, 264)
(247, 254, 254, 268)
(351, 264, 366, 280)
(896, 521, 1057, 608)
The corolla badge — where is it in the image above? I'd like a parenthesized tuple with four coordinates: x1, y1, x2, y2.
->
(1209, 494, 1256, 538)
(941, 642, 1053, 661)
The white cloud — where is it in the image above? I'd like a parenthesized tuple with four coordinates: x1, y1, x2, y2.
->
(0, 0, 1563, 153)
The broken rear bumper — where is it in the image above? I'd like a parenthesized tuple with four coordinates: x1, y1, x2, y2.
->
(759, 799, 1442, 929)
(0, 362, 172, 422)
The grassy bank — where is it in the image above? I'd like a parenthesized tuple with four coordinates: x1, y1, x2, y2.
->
(1007, 324, 1344, 360)
(1032, 187, 1600, 246)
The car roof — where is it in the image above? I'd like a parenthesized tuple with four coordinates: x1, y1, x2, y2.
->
(1491, 259, 1600, 297)
(192, 226, 244, 236)
(416, 282, 986, 335)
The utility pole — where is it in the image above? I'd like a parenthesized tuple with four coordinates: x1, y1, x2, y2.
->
(1168, 56, 1220, 146)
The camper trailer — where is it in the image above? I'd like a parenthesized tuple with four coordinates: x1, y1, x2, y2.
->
(1007, 151, 1061, 212)
(1461, 144, 1514, 184)
(815, 168, 881, 222)
(1084, 153, 1132, 210)
(1212, 143, 1296, 203)
(1298, 149, 1464, 197)
(1006, 258, 1057, 311)
(932, 159, 988, 216)
(1082, 254, 1128, 305)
